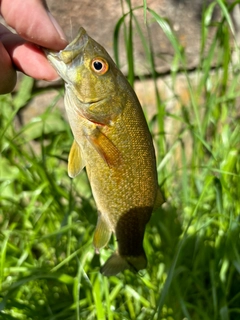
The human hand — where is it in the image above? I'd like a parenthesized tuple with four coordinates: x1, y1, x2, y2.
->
(0, 0, 68, 94)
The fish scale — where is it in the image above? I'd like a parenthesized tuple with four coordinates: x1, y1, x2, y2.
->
(45, 27, 164, 276)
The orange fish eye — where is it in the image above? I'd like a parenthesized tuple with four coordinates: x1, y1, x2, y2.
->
(91, 58, 109, 75)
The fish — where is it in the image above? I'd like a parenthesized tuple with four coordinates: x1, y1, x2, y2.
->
(45, 27, 164, 276)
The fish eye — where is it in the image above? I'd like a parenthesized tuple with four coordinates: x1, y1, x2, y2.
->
(93, 61, 103, 70)
(91, 58, 109, 75)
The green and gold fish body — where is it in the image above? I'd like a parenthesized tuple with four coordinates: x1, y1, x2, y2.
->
(46, 27, 164, 276)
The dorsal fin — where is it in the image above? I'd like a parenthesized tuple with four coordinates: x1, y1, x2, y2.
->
(154, 188, 165, 210)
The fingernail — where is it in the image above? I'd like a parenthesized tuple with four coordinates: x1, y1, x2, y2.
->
(47, 11, 68, 42)
(49, 75, 61, 82)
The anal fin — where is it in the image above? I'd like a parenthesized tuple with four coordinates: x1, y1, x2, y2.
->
(68, 140, 85, 178)
(93, 212, 112, 252)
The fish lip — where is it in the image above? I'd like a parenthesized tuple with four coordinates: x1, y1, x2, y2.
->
(44, 27, 88, 65)
(65, 27, 88, 54)
(44, 28, 89, 82)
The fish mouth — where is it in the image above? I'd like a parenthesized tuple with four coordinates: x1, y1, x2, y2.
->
(66, 82, 110, 105)
(44, 27, 88, 78)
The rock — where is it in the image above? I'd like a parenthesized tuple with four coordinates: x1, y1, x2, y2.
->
(47, 0, 221, 74)
(2, 0, 240, 158)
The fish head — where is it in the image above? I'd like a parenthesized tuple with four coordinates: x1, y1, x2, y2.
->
(45, 27, 120, 105)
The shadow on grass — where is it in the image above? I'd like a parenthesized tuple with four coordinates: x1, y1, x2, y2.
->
(149, 204, 240, 320)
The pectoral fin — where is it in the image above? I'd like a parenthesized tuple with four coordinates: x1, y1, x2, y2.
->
(68, 140, 86, 178)
(93, 212, 112, 252)
(85, 128, 121, 167)
(154, 188, 165, 210)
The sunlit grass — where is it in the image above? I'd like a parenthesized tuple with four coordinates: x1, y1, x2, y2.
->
(1, 0, 240, 319)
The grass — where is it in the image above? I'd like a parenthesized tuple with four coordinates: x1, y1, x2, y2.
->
(1, 0, 240, 319)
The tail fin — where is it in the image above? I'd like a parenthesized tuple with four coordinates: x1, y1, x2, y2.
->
(100, 252, 147, 276)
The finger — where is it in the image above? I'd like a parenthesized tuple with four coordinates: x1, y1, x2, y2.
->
(1, 25, 59, 81)
(0, 42, 17, 94)
(1, 0, 68, 50)
(10, 42, 59, 81)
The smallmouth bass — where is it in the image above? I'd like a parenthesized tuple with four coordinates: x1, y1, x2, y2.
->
(46, 27, 164, 276)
